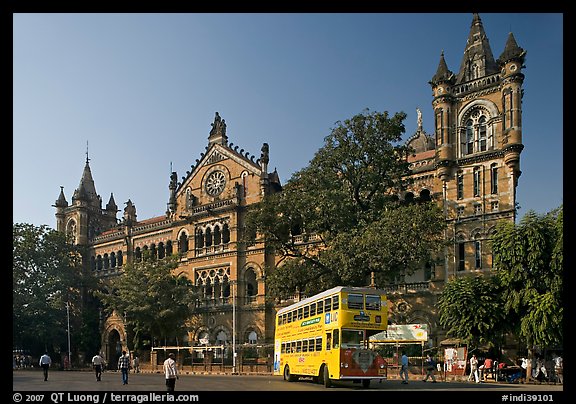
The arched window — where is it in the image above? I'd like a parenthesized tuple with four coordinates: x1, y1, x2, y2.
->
(110, 252, 116, 268)
(404, 192, 414, 204)
(205, 228, 213, 247)
(214, 225, 221, 245)
(135, 247, 142, 262)
(66, 219, 77, 244)
(478, 116, 487, 151)
(158, 242, 165, 259)
(490, 163, 498, 194)
(473, 167, 481, 197)
(247, 331, 258, 344)
(245, 268, 258, 297)
(216, 330, 228, 345)
(198, 331, 210, 345)
(205, 279, 213, 299)
(466, 120, 474, 155)
(117, 251, 123, 267)
(419, 189, 431, 203)
(196, 229, 204, 249)
(461, 108, 491, 156)
(222, 224, 230, 244)
(475, 240, 482, 269)
(103, 253, 109, 269)
(457, 172, 464, 200)
(179, 232, 189, 253)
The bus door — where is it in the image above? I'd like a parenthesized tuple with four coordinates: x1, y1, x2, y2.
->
(326, 329, 339, 351)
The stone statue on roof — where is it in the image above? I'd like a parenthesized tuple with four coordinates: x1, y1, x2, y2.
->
(417, 108, 423, 130)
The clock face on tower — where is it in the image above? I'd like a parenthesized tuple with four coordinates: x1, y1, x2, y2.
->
(205, 170, 226, 196)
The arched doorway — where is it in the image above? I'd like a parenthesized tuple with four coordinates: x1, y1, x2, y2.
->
(106, 329, 122, 369)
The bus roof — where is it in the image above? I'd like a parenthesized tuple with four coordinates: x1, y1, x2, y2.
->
(276, 285, 386, 315)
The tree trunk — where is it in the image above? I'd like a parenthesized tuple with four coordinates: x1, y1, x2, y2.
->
(526, 346, 534, 383)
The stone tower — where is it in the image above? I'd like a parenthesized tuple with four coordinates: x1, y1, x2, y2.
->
(53, 151, 119, 246)
(427, 13, 526, 276)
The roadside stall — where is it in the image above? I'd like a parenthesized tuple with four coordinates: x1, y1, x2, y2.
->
(440, 338, 468, 379)
(369, 324, 429, 378)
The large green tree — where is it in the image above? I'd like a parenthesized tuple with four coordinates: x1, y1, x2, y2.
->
(491, 206, 563, 377)
(13, 223, 97, 360)
(245, 109, 447, 298)
(436, 275, 508, 351)
(95, 253, 198, 350)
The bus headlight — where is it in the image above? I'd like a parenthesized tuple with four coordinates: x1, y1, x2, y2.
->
(341, 362, 349, 368)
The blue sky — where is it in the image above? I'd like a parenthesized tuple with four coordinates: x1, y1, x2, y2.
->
(13, 13, 563, 229)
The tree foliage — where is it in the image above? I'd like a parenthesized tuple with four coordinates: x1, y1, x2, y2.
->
(245, 109, 447, 298)
(12, 223, 96, 358)
(491, 207, 563, 349)
(436, 275, 507, 349)
(94, 253, 198, 349)
(436, 205, 563, 358)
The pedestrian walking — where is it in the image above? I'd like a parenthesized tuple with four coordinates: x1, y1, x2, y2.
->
(92, 352, 105, 381)
(132, 355, 140, 373)
(163, 353, 179, 391)
(552, 353, 563, 384)
(117, 350, 131, 385)
(39, 352, 52, 381)
(400, 350, 409, 384)
(468, 354, 480, 383)
(422, 354, 437, 383)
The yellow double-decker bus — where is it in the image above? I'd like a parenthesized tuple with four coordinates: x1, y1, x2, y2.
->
(273, 286, 388, 388)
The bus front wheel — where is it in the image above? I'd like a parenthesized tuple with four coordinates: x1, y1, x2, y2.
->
(322, 365, 332, 388)
(283, 365, 296, 382)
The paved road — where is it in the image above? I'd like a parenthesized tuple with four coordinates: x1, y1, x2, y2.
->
(13, 369, 564, 393)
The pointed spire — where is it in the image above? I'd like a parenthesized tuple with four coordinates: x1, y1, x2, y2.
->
(497, 32, 526, 65)
(54, 186, 68, 208)
(106, 192, 118, 212)
(455, 13, 498, 84)
(430, 51, 454, 85)
(76, 157, 98, 202)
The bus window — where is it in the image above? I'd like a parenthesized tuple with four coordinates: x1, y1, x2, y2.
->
(348, 293, 364, 310)
(281, 343, 286, 354)
(332, 295, 339, 310)
(315, 337, 322, 351)
(365, 294, 381, 310)
(287, 311, 292, 323)
(341, 329, 364, 348)
(324, 298, 332, 312)
(332, 330, 339, 349)
(317, 301, 324, 314)
(302, 340, 308, 352)
(308, 338, 315, 352)
(304, 305, 309, 318)
(297, 308, 303, 320)
(296, 340, 302, 352)
(326, 333, 331, 351)
(310, 302, 317, 317)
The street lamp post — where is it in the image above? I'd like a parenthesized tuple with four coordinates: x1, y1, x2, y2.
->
(232, 281, 236, 374)
(66, 301, 71, 369)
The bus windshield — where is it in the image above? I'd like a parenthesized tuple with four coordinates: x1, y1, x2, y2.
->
(341, 329, 364, 348)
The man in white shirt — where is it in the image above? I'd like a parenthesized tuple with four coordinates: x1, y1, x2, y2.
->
(92, 353, 105, 381)
(39, 352, 52, 381)
(163, 353, 179, 392)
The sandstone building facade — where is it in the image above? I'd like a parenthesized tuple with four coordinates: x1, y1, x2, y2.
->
(53, 13, 525, 362)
